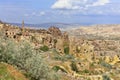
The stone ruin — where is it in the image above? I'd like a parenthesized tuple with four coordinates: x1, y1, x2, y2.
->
(0, 21, 70, 54)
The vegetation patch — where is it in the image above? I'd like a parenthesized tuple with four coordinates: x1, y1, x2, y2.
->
(40, 45, 49, 52)
(0, 62, 27, 80)
(52, 66, 67, 73)
(64, 47, 69, 54)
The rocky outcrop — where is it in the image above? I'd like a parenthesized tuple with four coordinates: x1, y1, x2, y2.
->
(48, 27, 62, 37)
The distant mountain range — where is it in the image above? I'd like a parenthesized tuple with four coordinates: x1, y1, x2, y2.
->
(10, 23, 82, 30)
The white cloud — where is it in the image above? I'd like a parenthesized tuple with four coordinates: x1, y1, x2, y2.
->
(51, 0, 110, 10)
(92, 0, 110, 6)
(24, 11, 46, 17)
(39, 11, 45, 16)
(51, 0, 73, 9)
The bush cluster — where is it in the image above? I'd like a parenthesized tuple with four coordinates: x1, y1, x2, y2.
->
(102, 74, 111, 80)
(40, 45, 49, 52)
(0, 38, 59, 80)
(100, 61, 112, 69)
(54, 54, 74, 62)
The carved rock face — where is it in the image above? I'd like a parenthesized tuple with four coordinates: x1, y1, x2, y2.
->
(48, 27, 62, 37)
(63, 32, 69, 41)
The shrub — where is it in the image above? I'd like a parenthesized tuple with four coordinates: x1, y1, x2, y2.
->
(0, 39, 17, 63)
(54, 54, 74, 62)
(40, 45, 49, 52)
(102, 74, 111, 80)
(64, 47, 69, 54)
(0, 38, 59, 80)
(100, 61, 112, 69)
(83, 69, 89, 73)
(70, 62, 78, 72)
(52, 66, 60, 72)
(25, 53, 59, 80)
(0, 39, 35, 69)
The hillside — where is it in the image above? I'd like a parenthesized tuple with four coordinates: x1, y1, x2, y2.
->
(0, 62, 28, 80)
(0, 21, 120, 80)
(68, 24, 120, 40)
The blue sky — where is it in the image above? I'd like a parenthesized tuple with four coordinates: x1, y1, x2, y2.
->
(0, 0, 120, 25)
